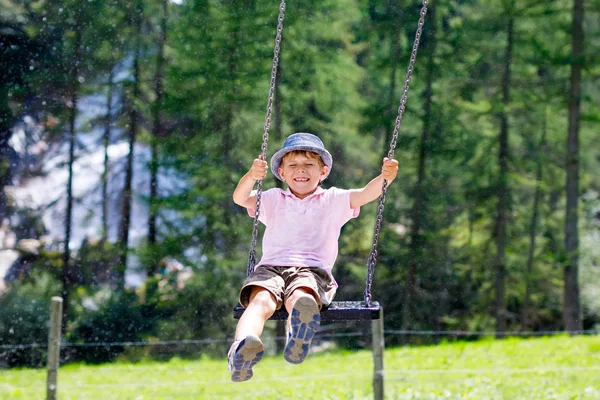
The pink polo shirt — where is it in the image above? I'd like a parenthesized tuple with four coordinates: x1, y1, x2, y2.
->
(248, 187, 360, 281)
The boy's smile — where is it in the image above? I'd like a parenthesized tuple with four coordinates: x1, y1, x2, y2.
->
(278, 153, 329, 199)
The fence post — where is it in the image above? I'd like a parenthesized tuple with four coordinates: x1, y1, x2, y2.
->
(372, 307, 385, 400)
(46, 296, 63, 400)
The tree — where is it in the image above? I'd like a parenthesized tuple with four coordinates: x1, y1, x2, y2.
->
(403, 2, 438, 337)
(101, 66, 115, 244)
(521, 108, 546, 331)
(148, 0, 169, 273)
(493, 0, 515, 336)
(563, 0, 583, 332)
(61, 9, 83, 331)
(0, 21, 34, 219)
(117, 0, 144, 285)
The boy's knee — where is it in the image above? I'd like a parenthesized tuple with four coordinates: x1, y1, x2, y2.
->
(287, 287, 320, 309)
(249, 288, 277, 313)
(292, 287, 318, 301)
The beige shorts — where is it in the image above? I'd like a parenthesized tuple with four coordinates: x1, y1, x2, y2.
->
(239, 265, 337, 310)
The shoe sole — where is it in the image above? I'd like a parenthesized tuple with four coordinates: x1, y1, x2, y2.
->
(284, 297, 320, 364)
(230, 335, 264, 382)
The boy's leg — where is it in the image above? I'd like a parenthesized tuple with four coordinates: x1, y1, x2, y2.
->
(235, 286, 277, 339)
(283, 287, 321, 364)
(229, 287, 277, 382)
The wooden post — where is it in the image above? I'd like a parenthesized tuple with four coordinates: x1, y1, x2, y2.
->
(46, 297, 63, 400)
(372, 307, 384, 400)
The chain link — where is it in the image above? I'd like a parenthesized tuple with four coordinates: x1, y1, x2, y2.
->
(364, 1, 428, 305)
(247, 1, 287, 277)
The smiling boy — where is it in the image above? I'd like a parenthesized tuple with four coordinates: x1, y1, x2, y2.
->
(228, 132, 398, 382)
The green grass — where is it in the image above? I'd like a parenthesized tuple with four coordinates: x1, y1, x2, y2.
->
(1, 335, 599, 399)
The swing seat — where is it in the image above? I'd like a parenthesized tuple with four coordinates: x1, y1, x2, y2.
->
(233, 300, 381, 321)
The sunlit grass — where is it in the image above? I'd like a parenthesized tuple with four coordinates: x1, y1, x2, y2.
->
(1, 335, 599, 399)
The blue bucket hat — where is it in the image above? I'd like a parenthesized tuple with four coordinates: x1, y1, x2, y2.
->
(270, 133, 333, 182)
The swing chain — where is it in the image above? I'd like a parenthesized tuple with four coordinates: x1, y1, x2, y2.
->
(364, 0, 428, 306)
(247, 0, 287, 277)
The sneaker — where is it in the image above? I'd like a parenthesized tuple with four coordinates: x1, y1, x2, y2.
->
(284, 296, 321, 364)
(227, 335, 264, 382)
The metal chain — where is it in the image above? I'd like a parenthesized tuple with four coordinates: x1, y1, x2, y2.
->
(364, 1, 428, 305)
(247, 0, 287, 277)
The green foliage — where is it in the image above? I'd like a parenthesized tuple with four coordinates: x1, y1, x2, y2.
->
(69, 288, 154, 364)
(581, 193, 600, 328)
(140, 268, 238, 360)
(0, 271, 62, 367)
(72, 239, 119, 285)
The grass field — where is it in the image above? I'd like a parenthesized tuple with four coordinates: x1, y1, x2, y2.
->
(1, 335, 599, 399)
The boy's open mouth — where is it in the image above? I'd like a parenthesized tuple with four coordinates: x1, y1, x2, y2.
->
(294, 177, 309, 182)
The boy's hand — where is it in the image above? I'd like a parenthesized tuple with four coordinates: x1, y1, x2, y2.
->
(382, 157, 399, 182)
(249, 156, 268, 181)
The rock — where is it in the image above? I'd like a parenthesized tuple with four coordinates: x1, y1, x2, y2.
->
(0, 249, 20, 293)
(16, 238, 41, 255)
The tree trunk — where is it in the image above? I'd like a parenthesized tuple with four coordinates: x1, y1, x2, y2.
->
(493, 11, 513, 338)
(215, 4, 241, 257)
(521, 111, 546, 331)
(385, 0, 402, 152)
(102, 66, 115, 244)
(61, 20, 83, 332)
(221, 4, 241, 163)
(273, 29, 285, 192)
(563, 0, 583, 333)
(117, 2, 143, 286)
(0, 90, 13, 220)
(402, 3, 436, 338)
(148, 0, 168, 274)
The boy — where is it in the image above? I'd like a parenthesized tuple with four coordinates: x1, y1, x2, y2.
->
(229, 132, 398, 382)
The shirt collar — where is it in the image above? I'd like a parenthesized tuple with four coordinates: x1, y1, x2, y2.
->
(282, 186, 325, 200)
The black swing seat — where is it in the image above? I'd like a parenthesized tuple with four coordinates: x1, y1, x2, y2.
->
(234, 300, 381, 322)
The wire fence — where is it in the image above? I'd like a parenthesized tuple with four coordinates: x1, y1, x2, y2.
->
(1, 328, 598, 350)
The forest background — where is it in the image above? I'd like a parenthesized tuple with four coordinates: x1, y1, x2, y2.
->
(0, 0, 599, 367)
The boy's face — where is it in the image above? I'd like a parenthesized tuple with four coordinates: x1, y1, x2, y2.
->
(278, 152, 329, 199)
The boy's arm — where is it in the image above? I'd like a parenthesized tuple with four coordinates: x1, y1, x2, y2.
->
(350, 158, 398, 209)
(233, 157, 268, 210)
